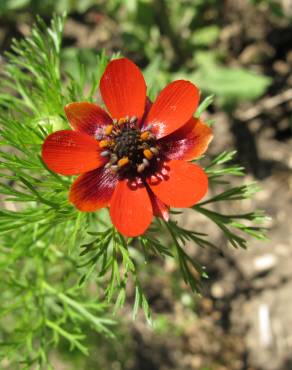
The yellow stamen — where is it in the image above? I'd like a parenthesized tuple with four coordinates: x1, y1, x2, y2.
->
(99, 140, 110, 148)
(143, 149, 153, 160)
(140, 131, 150, 141)
(118, 118, 127, 125)
(118, 157, 129, 167)
(105, 125, 113, 135)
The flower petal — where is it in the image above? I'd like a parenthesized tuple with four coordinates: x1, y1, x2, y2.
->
(144, 80, 200, 139)
(110, 179, 153, 237)
(147, 160, 208, 208)
(161, 118, 213, 161)
(42, 130, 105, 175)
(138, 97, 153, 129)
(65, 102, 112, 136)
(69, 168, 117, 212)
(100, 58, 147, 121)
(149, 190, 169, 221)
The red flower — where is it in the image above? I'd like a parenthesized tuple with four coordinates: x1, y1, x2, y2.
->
(42, 58, 213, 237)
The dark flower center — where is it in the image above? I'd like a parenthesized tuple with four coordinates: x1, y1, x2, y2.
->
(115, 128, 141, 160)
(98, 116, 160, 177)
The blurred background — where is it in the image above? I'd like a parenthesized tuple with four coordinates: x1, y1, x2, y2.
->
(0, 1, 292, 369)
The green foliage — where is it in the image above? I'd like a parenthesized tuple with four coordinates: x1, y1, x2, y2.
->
(0, 0, 97, 15)
(0, 14, 269, 368)
(192, 52, 272, 106)
(0, 0, 273, 106)
(192, 25, 220, 47)
(0, 0, 30, 12)
(0, 15, 115, 368)
(250, 0, 286, 17)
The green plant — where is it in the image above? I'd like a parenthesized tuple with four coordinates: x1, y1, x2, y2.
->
(0, 15, 268, 368)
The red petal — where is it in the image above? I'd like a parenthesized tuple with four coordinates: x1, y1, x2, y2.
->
(147, 160, 208, 208)
(109, 179, 153, 237)
(161, 118, 213, 161)
(139, 97, 153, 128)
(42, 130, 105, 175)
(144, 80, 200, 139)
(100, 58, 146, 121)
(149, 191, 169, 221)
(69, 168, 117, 212)
(65, 102, 112, 136)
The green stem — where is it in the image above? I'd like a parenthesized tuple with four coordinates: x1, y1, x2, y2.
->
(45, 319, 88, 355)
(42, 281, 115, 336)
